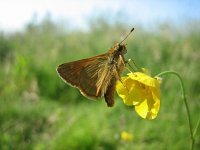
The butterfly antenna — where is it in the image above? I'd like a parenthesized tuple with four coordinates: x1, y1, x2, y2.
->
(119, 27, 134, 45)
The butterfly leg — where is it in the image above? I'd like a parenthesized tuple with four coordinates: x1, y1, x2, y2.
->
(119, 55, 133, 73)
(127, 58, 141, 71)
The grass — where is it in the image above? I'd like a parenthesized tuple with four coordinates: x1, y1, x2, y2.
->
(0, 18, 200, 150)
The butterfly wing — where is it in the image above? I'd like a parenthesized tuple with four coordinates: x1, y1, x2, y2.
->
(104, 77, 117, 107)
(57, 54, 111, 99)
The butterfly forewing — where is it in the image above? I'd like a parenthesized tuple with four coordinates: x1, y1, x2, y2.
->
(57, 54, 113, 100)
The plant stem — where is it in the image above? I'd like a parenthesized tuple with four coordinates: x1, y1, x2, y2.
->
(156, 71, 194, 150)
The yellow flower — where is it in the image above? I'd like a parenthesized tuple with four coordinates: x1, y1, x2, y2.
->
(121, 131, 133, 141)
(116, 71, 161, 120)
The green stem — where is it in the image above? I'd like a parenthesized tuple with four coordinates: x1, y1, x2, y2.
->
(193, 116, 200, 137)
(155, 71, 194, 150)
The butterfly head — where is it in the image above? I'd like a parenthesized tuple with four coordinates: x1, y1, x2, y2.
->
(117, 43, 127, 54)
(110, 43, 127, 55)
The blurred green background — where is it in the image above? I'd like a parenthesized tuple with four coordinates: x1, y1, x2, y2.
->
(0, 1, 200, 150)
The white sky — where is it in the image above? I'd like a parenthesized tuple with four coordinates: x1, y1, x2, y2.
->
(0, 0, 199, 32)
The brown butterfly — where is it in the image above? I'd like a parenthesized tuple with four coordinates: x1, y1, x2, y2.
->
(57, 28, 134, 107)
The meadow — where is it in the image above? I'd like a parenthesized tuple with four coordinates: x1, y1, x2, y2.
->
(0, 18, 199, 150)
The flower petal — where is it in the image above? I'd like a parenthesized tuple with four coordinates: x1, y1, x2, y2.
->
(135, 99, 149, 119)
(116, 77, 128, 98)
(116, 77, 133, 106)
(150, 87, 160, 117)
(128, 72, 160, 87)
(127, 81, 147, 105)
(121, 131, 133, 141)
(116, 77, 147, 106)
(135, 91, 160, 120)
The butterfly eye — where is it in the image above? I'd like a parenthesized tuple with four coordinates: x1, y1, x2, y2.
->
(118, 45, 127, 54)
(118, 46, 122, 51)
